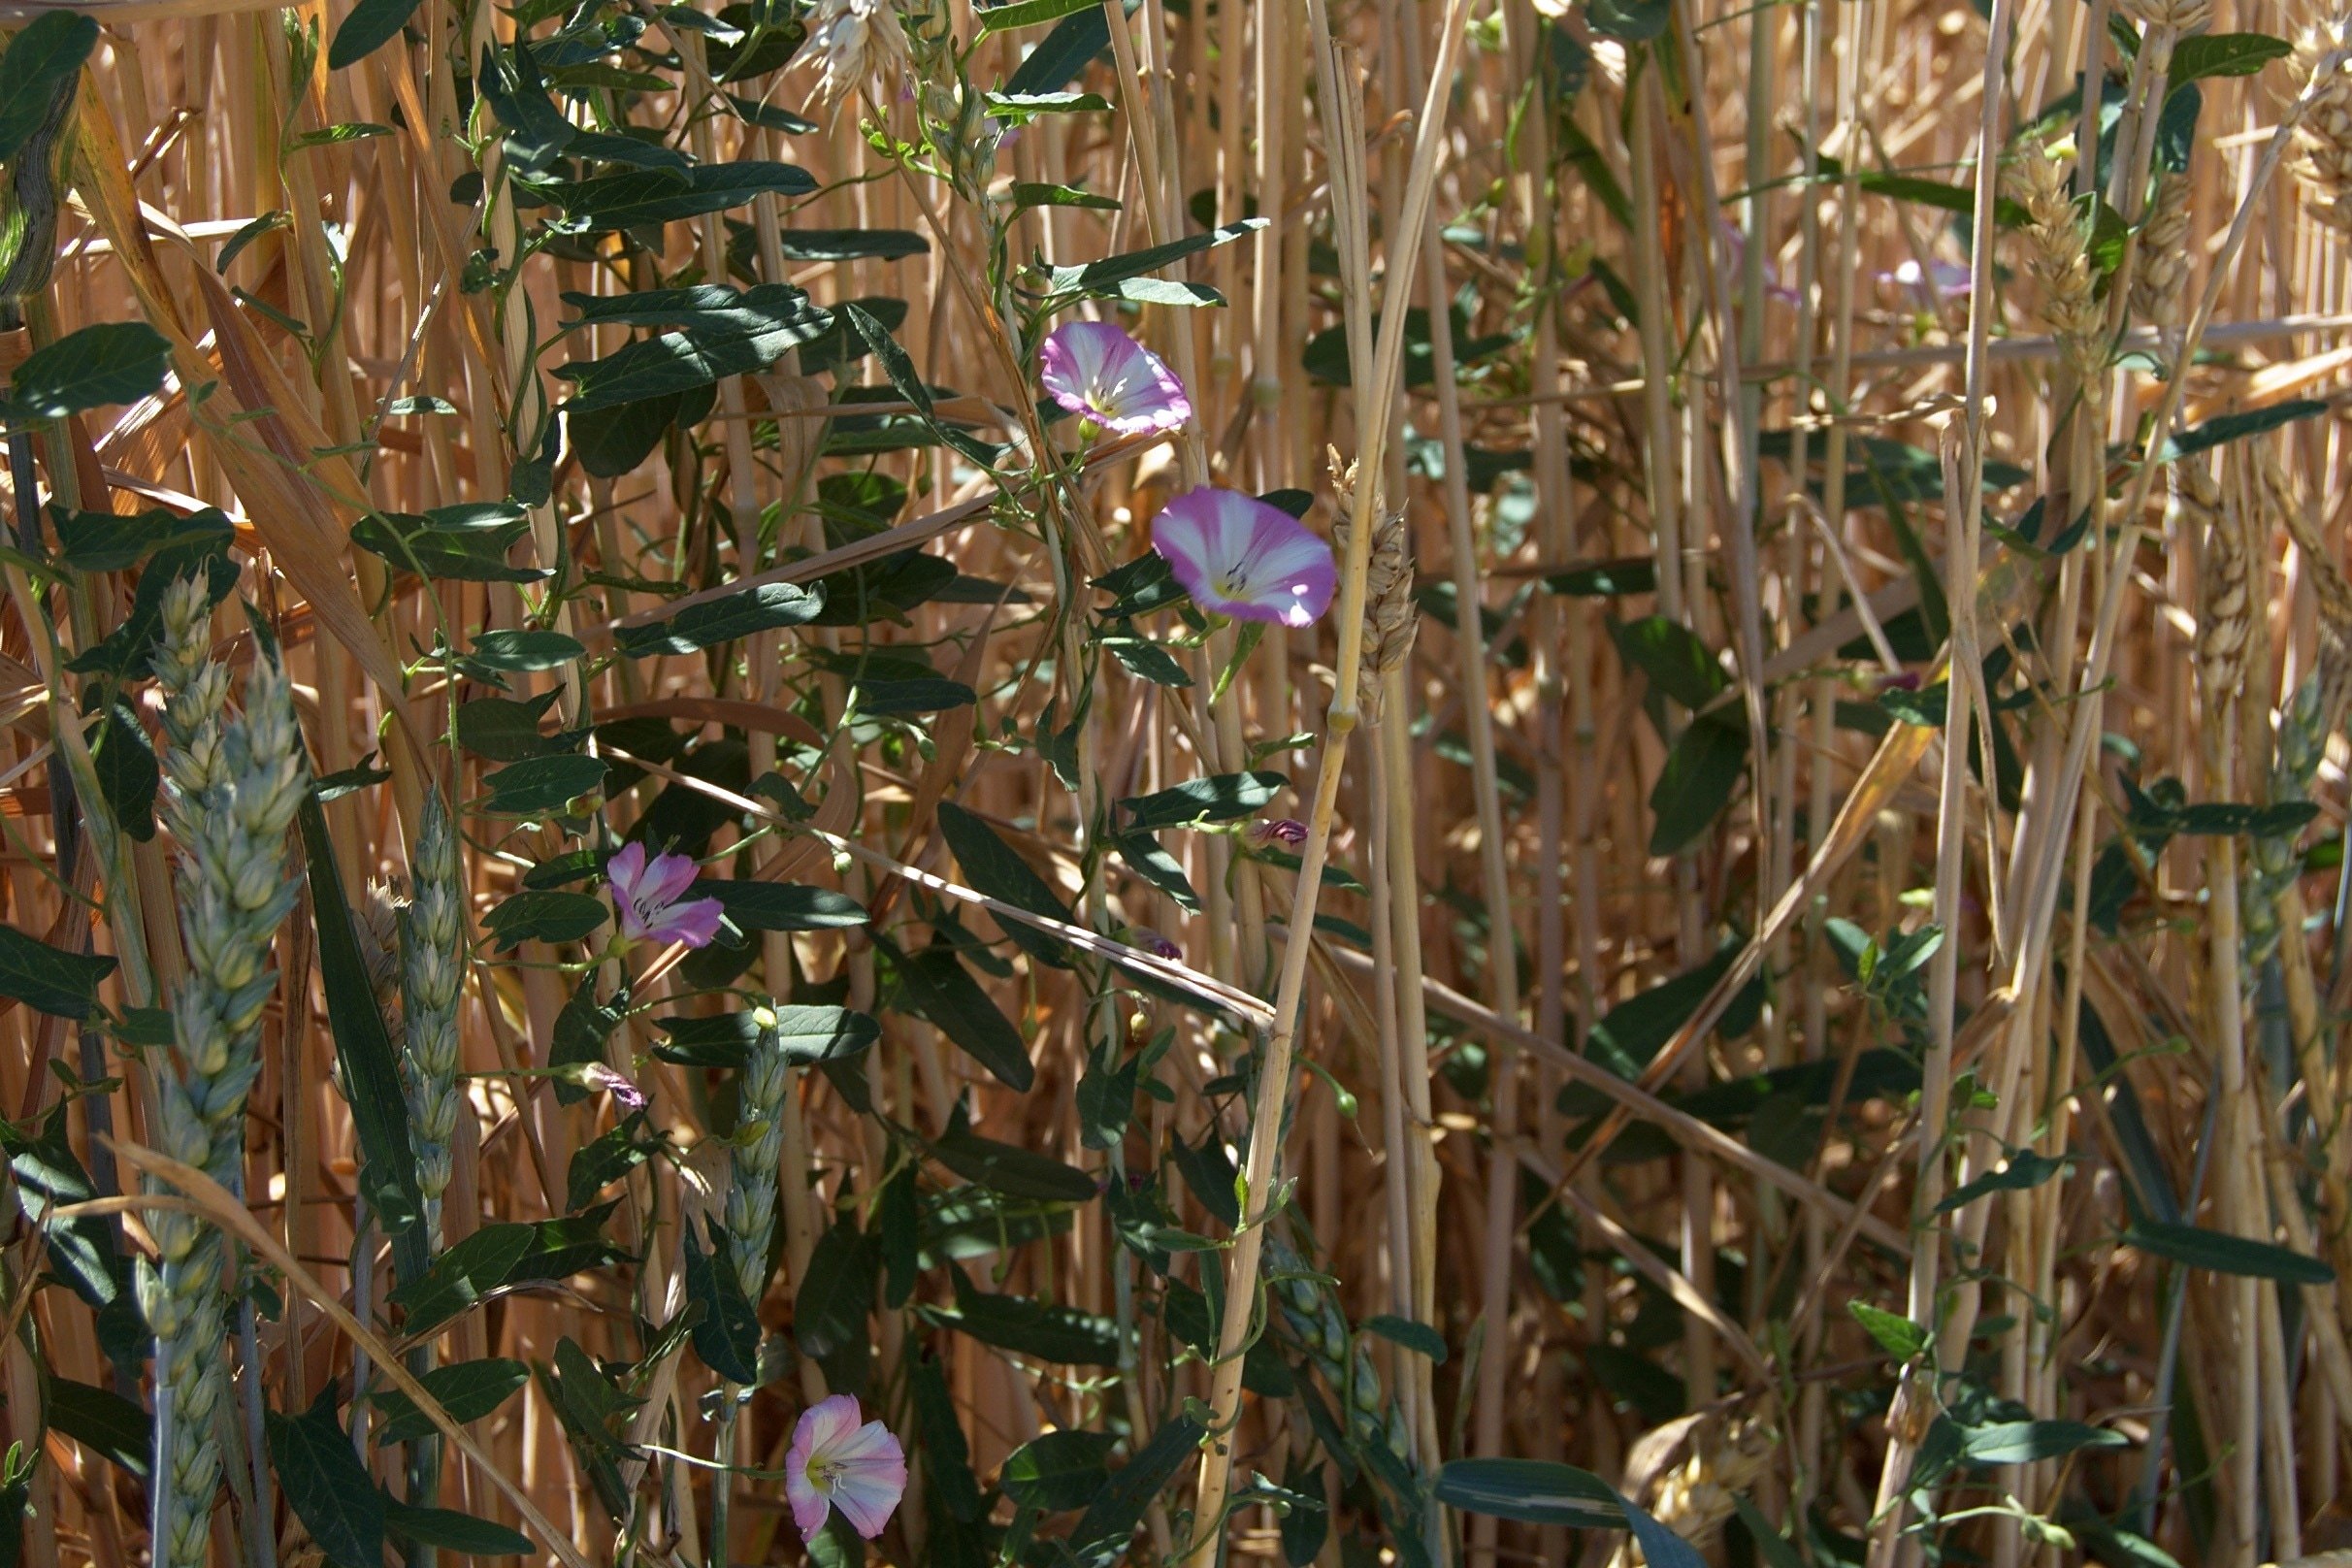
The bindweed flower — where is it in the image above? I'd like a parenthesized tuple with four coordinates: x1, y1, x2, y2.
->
(788, 1395, 907, 1542)
(1250, 818, 1309, 849)
(606, 841, 724, 949)
(1150, 487, 1336, 629)
(1130, 927, 1182, 961)
(575, 1062, 648, 1113)
(1037, 321, 1192, 436)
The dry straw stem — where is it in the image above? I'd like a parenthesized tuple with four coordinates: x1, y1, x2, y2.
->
(1182, 0, 1470, 1550)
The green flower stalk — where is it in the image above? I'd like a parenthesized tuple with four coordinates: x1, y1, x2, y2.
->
(141, 578, 308, 1568)
(399, 787, 465, 1238)
(724, 1004, 789, 1304)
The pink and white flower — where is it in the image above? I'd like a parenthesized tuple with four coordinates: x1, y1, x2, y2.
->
(786, 1394, 907, 1543)
(606, 841, 724, 949)
(572, 1062, 648, 1112)
(1037, 321, 1192, 436)
(1149, 487, 1336, 629)
(1249, 818, 1309, 849)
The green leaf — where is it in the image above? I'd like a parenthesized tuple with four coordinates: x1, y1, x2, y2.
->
(2128, 1219, 2336, 1284)
(2168, 31, 2290, 85)
(382, 1499, 533, 1557)
(1000, 1430, 1120, 1511)
(65, 526, 238, 681)
(653, 1006, 879, 1069)
(1617, 1492, 1707, 1568)
(1847, 1301, 1930, 1362)
(7, 324, 171, 421)
(857, 676, 978, 713)
(1545, 557, 1656, 597)
(937, 801, 1073, 968)
(550, 163, 818, 229)
(1104, 630, 1192, 685)
(1111, 830, 1198, 911)
(613, 581, 826, 656)
(391, 1212, 623, 1336)
(54, 505, 234, 572)
(979, 0, 1096, 32)
(0, 923, 114, 1022)
(291, 121, 393, 147)
(795, 1220, 874, 1358)
(568, 392, 686, 476)
(1956, 1420, 2129, 1465)
(1731, 1497, 1809, 1568)
(1612, 615, 1729, 709)
(455, 691, 563, 763)
(703, 880, 868, 931)
(43, 1376, 149, 1476)
(548, 969, 623, 1106)
(1011, 181, 1121, 212)
(1648, 711, 1748, 856)
(1068, 1415, 1207, 1563)
(2158, 398, 2328, 463)
(266, 1390, 385, 1568)
(483, 891, 609, 949)
(931, 1100, 1095, 1201)
(328, 0, 424, 67)
(839, 301, 1000, 469)
(466, 629, 583, 673)
(0, 13, 96, 164)
(885, 941, 1034, 1090)
(352, 508, 549, 583)
(1432, 1457, 1624, 1529)
(1584, 0, 1668, 41)
(682, 1215, 762, 1381)
(390, 1227, 537, 1337)
(91, 702, 158, 842)
(566, 1117, 654, 1211)
(927, 1279, 1119, 1365)
(878, 1161, 920, 1309)
(778, 228, 930, 261)
(372, 1359, 531, 1445)
(297, 791, 425, 1247)
(1934, 1149, 2070, 1213)
(1119, 770, 1288, 831)
(1001, 4, 1115, 94)
(556, 297, 831, 408)
(1048, 218, 1265, 295)
(1362, 1314, 1448, 1363)
(480, 754, 608, 816)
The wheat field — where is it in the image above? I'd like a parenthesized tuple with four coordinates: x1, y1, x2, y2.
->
(0, 0, 2341, 1564)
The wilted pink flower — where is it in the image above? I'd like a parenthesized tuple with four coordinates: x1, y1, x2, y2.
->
(575, 1062, 648, 1112)
(1250, 818, 1308, 848)
(606, 841, 725, 949)
(1149, 488, 1336, 629)
(1038, 321, 1192, 435)
(1131, 927, 1182, 961)
(787, 1394, 906, 1542)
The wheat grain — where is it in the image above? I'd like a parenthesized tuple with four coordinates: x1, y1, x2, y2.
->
(141, 598, 309, 1568)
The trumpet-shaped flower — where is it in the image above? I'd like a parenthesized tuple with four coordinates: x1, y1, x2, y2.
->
(1150, 487, 1336, 629)
(1038, 321, 1192, 435)
(787, 1394, 907, 1542)
(606, 841, 724, 949)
